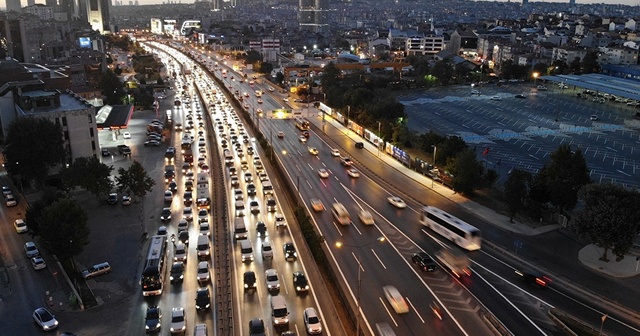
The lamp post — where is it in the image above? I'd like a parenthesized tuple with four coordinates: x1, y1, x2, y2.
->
(377, 121, 381, 157)
(335, 236, 386, 336)
(533, 72, 539, 86)
(431, 145, 437, 189)
(346, 105, 351, 134)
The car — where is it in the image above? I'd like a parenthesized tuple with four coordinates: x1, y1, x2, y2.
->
(283, 98, 289, 102)
(275, 213, 287, 228)
(25, 241, 40, 258)
(283, 242, 297, 261)
(122, 195, 132, 205)
(299, 135, 307, 143)
(490, 95, 502, 101)
(265, 268, 280, 291)
(230, 176, 239, 187)
(302, 131, 310, 138)
(294, 98, 303, 103)
(144, 140, 161, 146)
(82, 262, 112, 279)
(590, 115, 598, 121)
(31, 256, 47, 270)
(197, 209, 208, 222)
(101, 148, 110, 157)
(199, 221, 210, 236)
(33, 307, 58, 331)
(157, 226, 168, 236)
(170, 307, 186, 334)
(161, 207, 172, 221)
(470, 89, 480, 95)
(340, 157, 353, 166)
(246, 183, 256, 196)
(107, 193, 118, 205)
(174, 244, 188, 262)
(358, 210, 374, 225)
(234, 188, 244, 201)
(383, 285, 409, 314)
(1, 186, 11, 196)
(248, 318, 266, 336)
(145, 306, 162, 333)
(164, 190, 173, 203)
(177, 219, 188, 233)
(308, 147, 319, 155)
(250, 200, 260, 214)
(170, 262, 185, 283)
(178, 231, 190, 246)
(244, 172, 253, 183)
(185, 180, 194, 191)
(244, 271, 257, 291)
(387, 196, 407, 209)
(14, 219, 27, 233)
(197, 261, 210, 283)
(195, 287, 211, 310)
(310, 198, 324, 212)
(293, 271, 309, 293)
(261, 241, 273, 259)
(537, 85, 547, 90)
(412, 252, 437, 272)
(347, 168, 360, 178)
(258, 172, 269, 182)
(515, 94, 526, 99)
(277, 131, 284, 138)
(515, 268, 552, 287)
(331, 148, 340, 157)
(256, 221, 267, 237)
(303, 307, 322, 334)
(268, 87, 275, 92)
(318, 168, 329, 178)
(5, 193, 17, 207)
(184, 191, 193, 206)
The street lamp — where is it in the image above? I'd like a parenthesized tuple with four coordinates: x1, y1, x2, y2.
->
(335, 236, 386, 336)
(377, 121, 381, 157)
(346, 105, 351, 133)
(431, 145, 437, 189)
(533, 72, 539, 86)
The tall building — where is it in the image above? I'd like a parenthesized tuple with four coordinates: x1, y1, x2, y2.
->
(6, 0, 23, 12)
(0, 18, 27, 62)
(86, 0, 111, 34)
(299, 0, 328, 32)
(27, 0, 36, 6)
(59, 0, 80, 21)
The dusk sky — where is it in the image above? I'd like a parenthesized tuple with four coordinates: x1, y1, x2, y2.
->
(1, 0, 639, 10)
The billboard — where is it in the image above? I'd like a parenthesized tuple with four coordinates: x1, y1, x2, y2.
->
(150, 18, 163, 35)
(163, 19, 176, 34)
(79, 37, 92, 48)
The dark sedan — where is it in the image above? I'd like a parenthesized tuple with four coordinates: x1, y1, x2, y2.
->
(412, 252, 437, 272)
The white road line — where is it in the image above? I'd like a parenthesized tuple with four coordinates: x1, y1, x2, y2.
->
(371, 248, 386, 270)
(406, 297, 426, 323)
(379, 297, 398, 326)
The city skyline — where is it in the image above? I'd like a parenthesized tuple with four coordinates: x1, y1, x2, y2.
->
(1, 0, 640, 9)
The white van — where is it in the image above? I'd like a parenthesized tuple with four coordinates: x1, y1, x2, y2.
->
(234, 217, 248, 240)
(196, 235, 210, 258)
(271, 295, 289, 326)
(240, 240, 254, 262)
(235, 200, 245, 217)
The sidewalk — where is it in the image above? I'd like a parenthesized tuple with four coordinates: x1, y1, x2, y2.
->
(309, 109, 640, 279)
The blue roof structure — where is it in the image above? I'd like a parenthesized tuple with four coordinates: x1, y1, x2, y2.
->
(539, 74, 640, 101)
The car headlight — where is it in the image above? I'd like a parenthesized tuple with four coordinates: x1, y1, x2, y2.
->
(170, 275, 174, 280)
(244, 283, 249, 288)
(145, 325, 150, 330)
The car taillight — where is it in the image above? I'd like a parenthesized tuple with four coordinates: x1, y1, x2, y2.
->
(535, 278, 547, 286)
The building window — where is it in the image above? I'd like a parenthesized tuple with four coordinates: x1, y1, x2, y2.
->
(64, 131, 69, 140)
(91, 141, 96, 151)
(89, 128, 94, 137)
(88, 114, 92, 124)
(62, 116, 67, 127)
(55, 118, 60, 125)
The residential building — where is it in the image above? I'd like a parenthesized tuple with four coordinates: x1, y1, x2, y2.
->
(599, 46, 639, 65)
(551, 46, 588, 64)
(6, 0, 22, 12)
(23, 4, 55, 21)
(405, 32, 444, 57)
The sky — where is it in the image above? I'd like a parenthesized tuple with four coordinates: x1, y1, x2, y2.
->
(1, 0, 639, 10)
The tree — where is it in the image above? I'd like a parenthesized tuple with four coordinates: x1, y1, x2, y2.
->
(100, 69, 126, 105)
(436, 136, 467, 166)
(275, 72, 284, 85)
(40, 198, 90, 261)
(581, 51, 600, 74)
(157, 77, 164, 86)
(25, 187, 68, 236)
(504, 169, 531, 222)
(258, 61, 274, 74)
(569, 57, 581, 74)
(571, 184, 640, 262)
(116, 160, 155, 201)
(320, 62, 341, 92)
(4, 117, 66, 184)
(430, 59, 454, 85)
(447, 149, 484, 194)
(62, 156, 113, 199)
(536, 145, 591, 212)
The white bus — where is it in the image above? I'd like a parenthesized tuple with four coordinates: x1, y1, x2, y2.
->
(196, 173, 210, 210)
(141, 235, 168, 296)
(419, 206, 481, 251)
(331, 203, 350, 225)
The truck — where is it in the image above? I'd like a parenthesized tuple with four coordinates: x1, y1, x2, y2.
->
(164, 165, 176, 183)
(435, 248, 471, 278)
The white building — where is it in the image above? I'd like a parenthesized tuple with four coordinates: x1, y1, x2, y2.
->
(405, 32, 444, 57)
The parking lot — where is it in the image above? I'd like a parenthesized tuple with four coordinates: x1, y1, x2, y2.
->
(399, 82, 640, 189)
